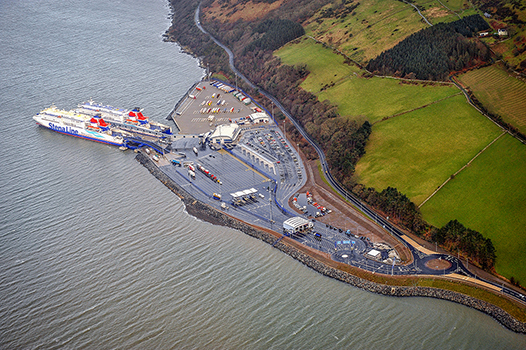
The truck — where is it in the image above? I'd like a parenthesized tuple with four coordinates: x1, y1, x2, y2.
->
(171, 159, 181, 166)
(213, 193, 222, 200)
(193, 147, 198, 156)
(188, 170, 195, 179)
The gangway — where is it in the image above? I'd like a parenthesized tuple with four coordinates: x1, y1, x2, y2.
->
(124, 137, 171, 154)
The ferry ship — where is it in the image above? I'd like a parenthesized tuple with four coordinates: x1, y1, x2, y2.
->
(33, 106, 125, 146)
(76, 100, 173, 140)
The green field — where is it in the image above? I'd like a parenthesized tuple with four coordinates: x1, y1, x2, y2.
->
(318, 77, 459, 124)
(354, 94, 502, 204)
(276, 37, 360, 94)
(276, 37, 460, 124)
(459, 64, 526, 135)
(421, 135, 526, 283)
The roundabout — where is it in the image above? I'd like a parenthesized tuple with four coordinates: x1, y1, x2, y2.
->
(425, 257, 452, 271)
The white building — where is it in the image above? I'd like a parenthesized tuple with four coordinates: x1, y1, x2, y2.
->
(249, 112, 270, 124)
(283, 217, 313, 233)
(367, 249, 381, 259)
(209, 123, 240, 144)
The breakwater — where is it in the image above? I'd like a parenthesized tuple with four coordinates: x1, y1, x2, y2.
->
(136, 152, 526, 334)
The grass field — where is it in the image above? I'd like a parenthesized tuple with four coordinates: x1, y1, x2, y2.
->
(420, 135, 526, 283)
(275, 37, 360, 93)
(318, 77, 459, 124)
(458, 64, 526, 135)
(354, 94, 502, 205)
(276, 37, 460, 124)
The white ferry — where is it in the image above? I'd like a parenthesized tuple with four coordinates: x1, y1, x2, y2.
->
(33, 106, 125, 146)
(76, 100, 173, 140)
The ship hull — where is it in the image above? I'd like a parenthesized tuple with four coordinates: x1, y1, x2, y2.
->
(34, 117, 124, 147)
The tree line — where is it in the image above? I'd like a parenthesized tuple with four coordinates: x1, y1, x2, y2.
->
(432, 220, 496, 269)
(244, 19, 305, 53)
(367, 15, 491, 81)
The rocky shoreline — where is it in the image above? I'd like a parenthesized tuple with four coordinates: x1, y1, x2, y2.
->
(136, 152, 526, 334)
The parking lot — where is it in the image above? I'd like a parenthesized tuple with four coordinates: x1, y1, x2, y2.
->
(149, 128, 389, 262)
(170, 80, 266, 135)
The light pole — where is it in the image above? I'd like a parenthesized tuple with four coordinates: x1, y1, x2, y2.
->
(283, 118, 286, 142)
(269, 185, 273, 229)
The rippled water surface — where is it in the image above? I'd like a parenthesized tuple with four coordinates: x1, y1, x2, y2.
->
(0, 0, 525, 348)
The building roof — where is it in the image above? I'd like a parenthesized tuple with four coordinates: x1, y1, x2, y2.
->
(367, 249, 381, 258)
(230, 188, 257, 198)
(283, 217, 311, 230)
(249, 112, 269, 122)
(210, 123, 239, 140)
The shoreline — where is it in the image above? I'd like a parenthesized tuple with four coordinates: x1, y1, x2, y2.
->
(135, 151, 526, 334)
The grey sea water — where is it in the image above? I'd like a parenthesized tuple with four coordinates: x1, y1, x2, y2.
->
(0, 0, 525, 348)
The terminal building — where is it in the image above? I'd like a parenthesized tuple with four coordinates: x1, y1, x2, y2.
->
(209, 123, 240, 144)
(283, 217, 313, 234)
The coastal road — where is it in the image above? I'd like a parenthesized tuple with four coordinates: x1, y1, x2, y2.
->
(192, 2, 526, 304)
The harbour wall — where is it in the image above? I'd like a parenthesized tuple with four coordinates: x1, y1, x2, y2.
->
(135, 152, 526, 334)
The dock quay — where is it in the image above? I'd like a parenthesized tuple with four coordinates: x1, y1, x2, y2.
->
(142, 79, 448, 275)
(142, 79, 410, 271)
